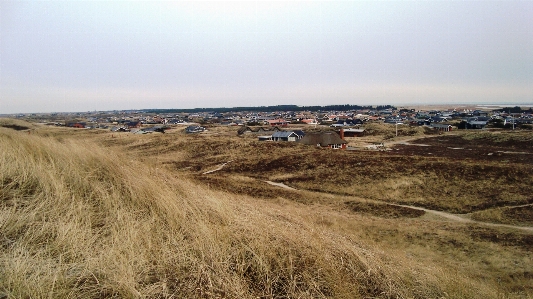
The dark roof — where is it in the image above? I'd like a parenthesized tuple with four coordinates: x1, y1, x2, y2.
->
(297, 132, 347, 146)
(126, 121, 142, 127)
(272, 131, 298, 138)
(468, 121, 488, 125)
(293, 130, 305, 137)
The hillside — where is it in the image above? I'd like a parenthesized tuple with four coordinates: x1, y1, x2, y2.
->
(1, 121, 532, 298)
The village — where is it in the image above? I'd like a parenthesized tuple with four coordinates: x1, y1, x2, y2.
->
(8, 105, 533, 150)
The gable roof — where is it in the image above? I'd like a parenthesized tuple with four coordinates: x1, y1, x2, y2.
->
(272, 131, 300, 138)
(297, 132, 347, 147)
(292, 130, 305, 137)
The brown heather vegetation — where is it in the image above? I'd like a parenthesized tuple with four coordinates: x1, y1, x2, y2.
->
(1, 119, 533, 298)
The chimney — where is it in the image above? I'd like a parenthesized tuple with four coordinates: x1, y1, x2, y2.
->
(340, 128, 344, 140)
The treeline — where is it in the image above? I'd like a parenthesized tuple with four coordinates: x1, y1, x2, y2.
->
(145, 104, 395, 114)
(493, 106, 533, 113)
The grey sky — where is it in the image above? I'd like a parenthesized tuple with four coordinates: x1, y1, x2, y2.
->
(1, 1, 532, 113)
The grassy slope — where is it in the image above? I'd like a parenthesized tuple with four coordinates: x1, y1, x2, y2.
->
(0, 123, 531, 298)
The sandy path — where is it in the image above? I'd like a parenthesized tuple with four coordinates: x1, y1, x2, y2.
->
(392, 203, 533, 233)
(202, 161, 232, 174)
(262, 180, 533, 233)
(265, 181, 297, 190)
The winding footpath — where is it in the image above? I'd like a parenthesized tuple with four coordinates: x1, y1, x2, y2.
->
(200, 159, 533, 233)
(265, 181, 297, 190)
(264, 180, 533, 233)
(392, 203, 533, 233)
(202, 161, 233, 174)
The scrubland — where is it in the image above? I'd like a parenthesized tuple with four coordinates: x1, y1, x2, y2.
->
(1, 120, 532, 298)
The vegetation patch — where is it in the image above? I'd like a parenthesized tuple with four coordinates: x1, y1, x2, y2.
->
(468, 226, 533, 250)
(0, 124, 31, 131)
(470, 204, 533, 227)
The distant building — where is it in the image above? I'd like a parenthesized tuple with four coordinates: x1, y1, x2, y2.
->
(271, 130, 305, 142)
(429, 124, 453, 132)
(339, 128, 366, 137)
(264, 119, 289, 127)
(185, 125, 205, 134)
(126, 121, 142, 129)
(66, 122, 86, 128)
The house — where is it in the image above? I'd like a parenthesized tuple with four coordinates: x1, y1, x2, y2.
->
(340, 128, 366, 137)
(142, 126, 167, 133)
(185, 125, 205, 134)
(297, 132, 347, 149)
(66, 122, 86, 128)
(271, 130, 305, 142)
(126, 121, 142, 129)
(330, 119, 364, 127)
(265, 119, 289, 127)
(467, 121, 488, 129)
(384, 117, 403, 124)
(429, 124, 453, 132)
(292, 130, 305, 139)
(110, 126, 128, 132)
(301, 119, 318, 125)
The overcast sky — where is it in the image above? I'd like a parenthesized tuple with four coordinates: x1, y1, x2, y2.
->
(1, 1, 532, 113)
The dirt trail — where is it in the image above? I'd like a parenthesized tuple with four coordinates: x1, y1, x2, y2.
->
(263, 180, 533, 233)
(265, 181, 297, 190)
(202, 161, 232, 174)
(392, 203, 533, 233)
(201, 158, 533, 233)
(507, 203, 533, 209)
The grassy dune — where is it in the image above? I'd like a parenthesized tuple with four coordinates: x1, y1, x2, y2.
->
(0, 123, 531, 298)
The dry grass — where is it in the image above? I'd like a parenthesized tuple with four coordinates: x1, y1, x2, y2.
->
(470, 205, 533, 227)
(1, 121, 532, 298)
